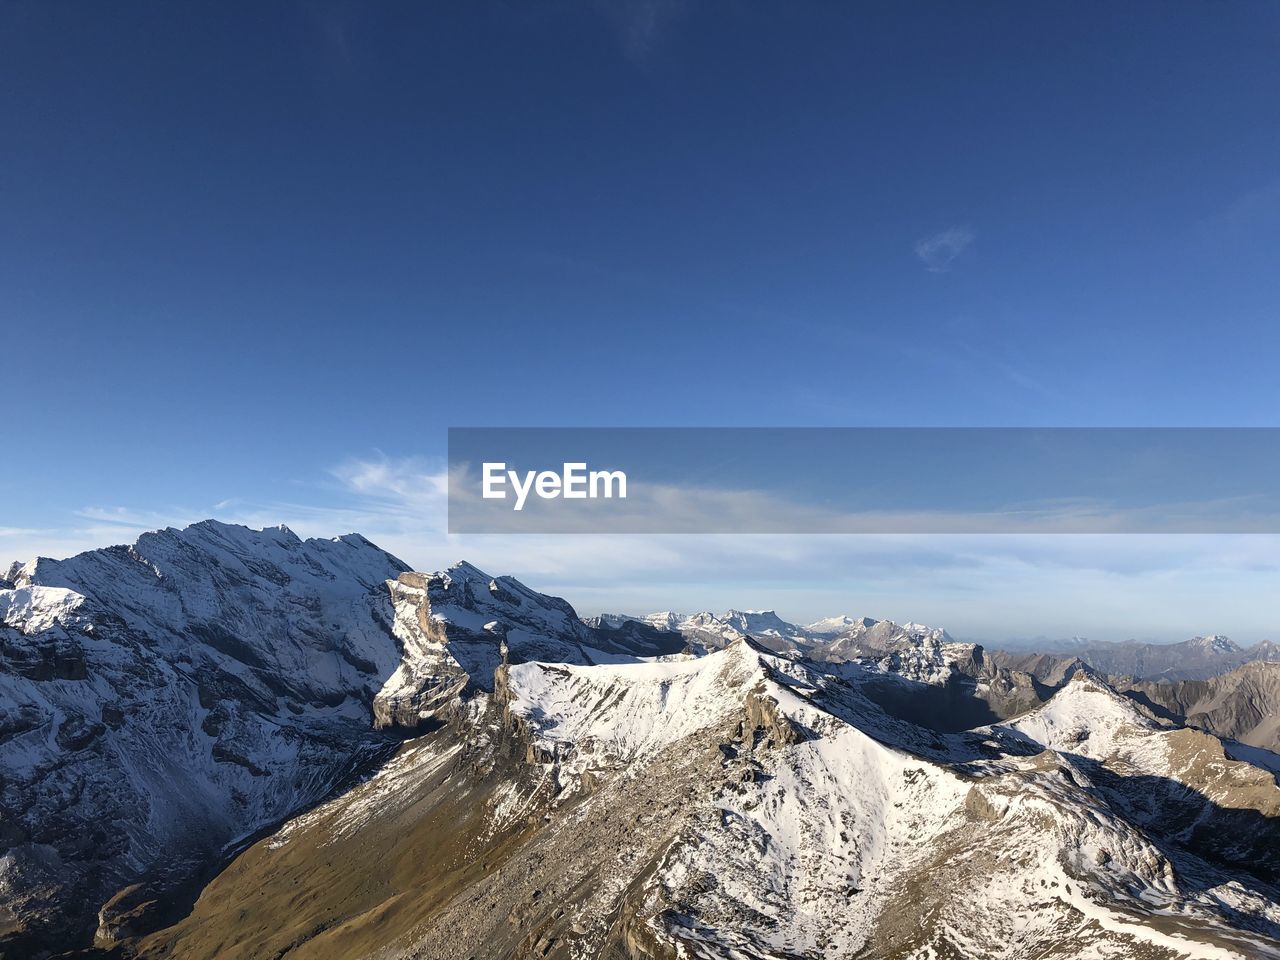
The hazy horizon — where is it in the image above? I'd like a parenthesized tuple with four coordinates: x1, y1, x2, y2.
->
(9, 516, 1277, 647)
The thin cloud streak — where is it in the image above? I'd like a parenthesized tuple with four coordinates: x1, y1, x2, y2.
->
(595, 0, 684, 64)
(915, 226, 975, 272)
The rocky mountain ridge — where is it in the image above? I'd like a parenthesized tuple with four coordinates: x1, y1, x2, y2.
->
(131, 636, 1280, 960)
(3, 522, 1279, 959)
(0, 522, 425, 951)
(1115, 660, 1280, 754)
(996, 634, 1280, 681)
(0, 522, 677, 955)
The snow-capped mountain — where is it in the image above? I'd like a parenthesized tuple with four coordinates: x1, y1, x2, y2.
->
(0, 523, 673, 955)
(596, 608, 820, 654)
(717, 609, 813, 651)
(804, 613, 877, 636)
(4, 522, 1280, 959)
(610, 606, 978, 667)
(605, 608, 887, 655)
(809, 616, 957, 663)
(613, 610, 752, 652)
(0, 521, 420, 952)
(134, 638, 1280, 960)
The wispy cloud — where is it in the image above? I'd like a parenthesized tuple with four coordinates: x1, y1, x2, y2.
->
(77, 505, 198, 529)
(914, 226, 975, 273)
(0, 527, 41, 538)
(951, 337, 1058, 402)
(592, 0, 685, 64)
(330, 455, 449, 508)
(1219, 178, 1280, 230)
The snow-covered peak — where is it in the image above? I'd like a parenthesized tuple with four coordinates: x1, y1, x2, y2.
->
(0, 520, 421, 945)
(619, 610, 747, 651)
(721, 607, 778, 619)
(440, 559, 493, 584)
(901, 620, 951, 639)
(719, 608, 804, 639)
(989, 673, 1161, 761)
(3, 559, 32, 588)
(16, 520, 411, 669)
(804, 614, 877, 636)
(0, 584, 86, 635)
(585, 612, 641, 630)
(1249, 639, 1280, 660)
(25, 519, 408, 604)
(412, 561, 587, 650)
(1188, 634, 1241, 655)
(812, 616, 957, 662)
(502, 638, 775, 773)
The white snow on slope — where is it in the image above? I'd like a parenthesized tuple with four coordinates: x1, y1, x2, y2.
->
(0, 521, 416, 937)
(503, 643, 752, 774)
(498, 641, 1280, 959)
(0, 585, 85, 634)
(992, 674, 1163, 761)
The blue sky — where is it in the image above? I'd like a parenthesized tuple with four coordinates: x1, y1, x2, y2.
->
(4, 3, 1280, 641)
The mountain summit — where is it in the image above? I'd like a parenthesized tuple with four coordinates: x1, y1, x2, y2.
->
(0, 523, 683, 952)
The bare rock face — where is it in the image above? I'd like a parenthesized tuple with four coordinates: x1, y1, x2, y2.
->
(987, 648, 1092, 686)
(742, 683, 802, 748)
(370, 574, 472, 729)
(94, 883, 161, 947)
(1003, 634, 1280, 681)
(1117, 660, 1280, 752)
(371, 564, 684, 732)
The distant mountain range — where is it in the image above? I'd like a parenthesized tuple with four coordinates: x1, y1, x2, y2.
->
(597, 605, 1280, 758)
(3, 521, 1279, 959)
(993, 634, 1280, 681)
(595, 605, 1280, 684)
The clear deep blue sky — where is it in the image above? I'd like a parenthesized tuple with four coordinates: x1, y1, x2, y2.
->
(5, 3, 1280, 639)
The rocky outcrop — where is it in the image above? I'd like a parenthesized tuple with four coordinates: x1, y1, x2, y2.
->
(1116, 660, 1280, 752)
(371, 574, 472, 729)
(95, 883, 162, 947)
(742, 685, 802, 748)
